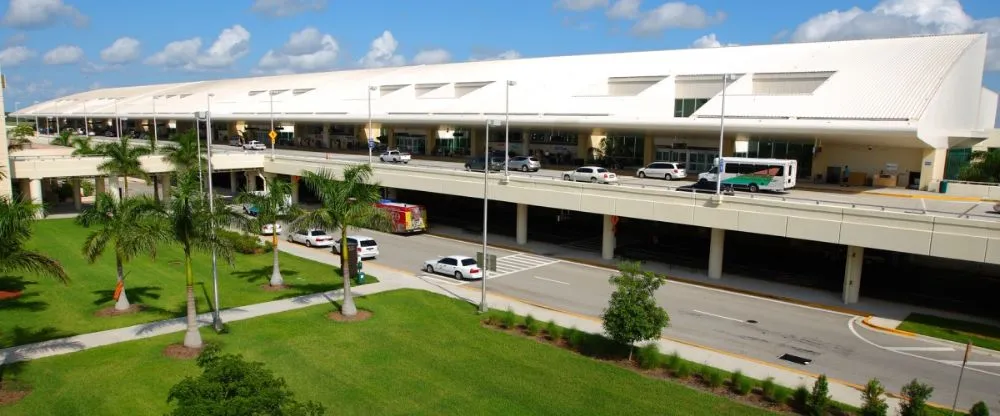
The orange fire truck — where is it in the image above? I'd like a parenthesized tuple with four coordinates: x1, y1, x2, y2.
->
(376, 201, 427, 234)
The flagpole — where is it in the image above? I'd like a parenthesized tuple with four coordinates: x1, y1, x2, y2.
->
(950, 341, 972, 414)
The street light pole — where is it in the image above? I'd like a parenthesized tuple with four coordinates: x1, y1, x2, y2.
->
(715, 74, 731, 203)
(152, 96, 159, 151)
(82, 100, 89, 137)
(269, 90, 276, 161)
(194, 114, 204, 194)
(481, 118, 502, 313)
(55, 101, 60, 133)
(368, 85, 376, 164)
(502, 80, 516, 184)
(204, 93, 223, 332)
(114, 98, 121, 139)
(14, 102, 19, 124)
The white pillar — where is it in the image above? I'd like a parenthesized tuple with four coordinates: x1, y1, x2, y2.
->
(516, 203, 528, 245)
(290, 179, 299, 204)
(230, 171, 239, 193)
(601, 214, 615, 260)
(160, 174, 171, 203)
(322, 123, 331, 148)
(246, 171, 257, 192)
(708, 228, 725, 279)
(94, 176, 106, 196)
(108, 176, 122, 200)
(29, 179, 43, 218)
(71, 178, 82, 211)
(843, 245, 864, 304)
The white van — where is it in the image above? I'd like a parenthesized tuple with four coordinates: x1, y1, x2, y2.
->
(698, 157, 797, 192)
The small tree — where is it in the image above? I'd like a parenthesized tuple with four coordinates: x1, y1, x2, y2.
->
(167, 345, 325, 416)
(8, 124, 35, 151)
(860, 378, 889, 416)
(806, 374, 831, 416)
(969, 401, 990, 416)
(600, 261, 669, 361)
(899, 379, 934, 416)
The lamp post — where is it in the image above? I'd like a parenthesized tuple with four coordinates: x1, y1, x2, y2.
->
(200, 94, 223, 332)
(367, 85, 377, 164)
(55, 101, 60, 133)
(501, 80, 516, 184)
(269, 90, 277, 161)
(114, 98, 122, 139)
(33, 101, 38, 130)
(715, 74, 733, 203)
(82, 99, 89, 137)
(481, 118, 503, 313)
(151, 95, 159, 151)
(14, 102, 19, 124)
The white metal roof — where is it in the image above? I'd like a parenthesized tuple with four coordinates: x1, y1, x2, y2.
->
(15, 33, 990, 133)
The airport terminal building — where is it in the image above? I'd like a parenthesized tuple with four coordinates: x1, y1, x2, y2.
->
(14, 33, 999, 191)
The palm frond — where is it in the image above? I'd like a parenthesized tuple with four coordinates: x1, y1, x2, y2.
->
(0, 246, 69, 284)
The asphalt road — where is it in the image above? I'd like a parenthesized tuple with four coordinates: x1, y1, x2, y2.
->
(275, 226, 1000, 412)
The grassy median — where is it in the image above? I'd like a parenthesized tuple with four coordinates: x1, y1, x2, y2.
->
(1, 289, 775, 415)
(0, 219, 361, 349)
(897, 313, 1000, 352)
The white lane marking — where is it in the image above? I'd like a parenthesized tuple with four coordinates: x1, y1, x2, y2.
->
(887, 346, 955, 352)
(941, 361, 1000, 367)
(533, 276, 570, 285)
(416, 274, 467, 287)
(692, 309, 745, 323)
(848, 317, 1000, 378)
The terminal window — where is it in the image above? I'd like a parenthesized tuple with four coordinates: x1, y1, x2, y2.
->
(674, 98, 709, 117)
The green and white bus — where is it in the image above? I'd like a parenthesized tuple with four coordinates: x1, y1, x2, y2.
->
(697, 157, 798, 192)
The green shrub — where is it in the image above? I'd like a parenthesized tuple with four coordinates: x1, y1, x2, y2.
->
(761, 377, 777, 401)
(899, 379, 934, 416)
(793, 385, 810, 410)
(707, 369, 725, 389)
(500, 308, 517, 329)
(730, 370, 746, 394)
(545, 320, 563, 341)
(969, 401, 990, 416)
(635, 344, 661, 370)
(807, 375, 831, 416)
(567, 327, 585, 348)
(860, 378, 889, 416)
(772, 387, 792, 405)
(525, 318, 541, 336)
(218, 230, 269, 255)
(665, 352, 682, 372)
(524, 314, 536, 328)
(698, 364, 714, 383)
(482, 311, 502, 326)
(736, 377, 755, 396)
(675, 362, 692, 379)
(80, 179, 94, 197)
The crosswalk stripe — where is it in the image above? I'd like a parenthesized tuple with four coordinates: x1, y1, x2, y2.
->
(487, 254, 560, 279)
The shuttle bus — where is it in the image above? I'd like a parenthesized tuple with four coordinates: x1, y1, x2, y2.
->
(698, 157, 798, 192)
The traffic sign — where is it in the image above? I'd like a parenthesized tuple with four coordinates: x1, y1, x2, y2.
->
(268, 130, 277, 143)
(368, 139, 376, 150)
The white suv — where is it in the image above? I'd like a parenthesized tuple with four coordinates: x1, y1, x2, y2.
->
(637, 162, 687, 180)
(333, 236, 379, 260)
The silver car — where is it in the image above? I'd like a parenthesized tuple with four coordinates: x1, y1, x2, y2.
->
(507, 156, 541, 172)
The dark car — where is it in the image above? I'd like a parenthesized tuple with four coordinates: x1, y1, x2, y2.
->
(464, 156, 504, 172)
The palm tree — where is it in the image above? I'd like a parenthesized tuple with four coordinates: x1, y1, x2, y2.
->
(293, 165, 392, 316)
(161, 130, 206, 173)
(957, 149, 1000, 183)
(7, 124, 35, 152)
(96, 135, 152, 197)
(235, 176, 300, 287)
(0, 196, 68, 283)
(70, 136, 99, 156)
(50, 130, 74, 147)
(168, 170, 238, 348)
(76, 193, 169, 311)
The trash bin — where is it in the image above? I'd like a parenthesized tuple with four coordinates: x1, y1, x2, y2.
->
(357, 271, 365, 284)
(939, 180, 949, 194)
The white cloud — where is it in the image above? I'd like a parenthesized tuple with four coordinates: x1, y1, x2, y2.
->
(790, 0, 1000, 70)
(1, 0, 87, 28)
(145, 25, 251, 71)
(632, 2, 726, 35)
(358, 30, 406, 68)
(412, 48, 451, 65)
(555, 0, 609, 11)
(101, 37, 141, 64)
(607, 0, 640, 19)
(470, 50, 522, 61)
(250, 0, 326, 17)
(257, 26, 339, 74)
(0, 45, 35, 66)
(690, 33, 739, 48)
(42, 44, 84, 64)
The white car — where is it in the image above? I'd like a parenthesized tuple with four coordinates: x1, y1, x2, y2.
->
(637, 162, 687, 180)
(333, 235, 379, 260)
(243, 140, 266, 150)
(563, 166, 618, 184)
(379, 149, 411, 164)
(288, 229, 334, 247)
(423, 255, 483, 280)
(261, 222, 282, 235)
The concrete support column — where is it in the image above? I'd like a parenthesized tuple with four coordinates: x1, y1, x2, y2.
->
(708, 228, 725, 279)
(29, 179, 43, 218)
(516, 203, 528, 245)
(230, 171, 239, 193)
(95, 176, 106, 196)
(245, 171, 257, 192)
(384, 187, 397, 200)
(520, 134, 530, 157)
(643, 136, 655, 165)
(322, 123, 330, 149)
(843, 245, 864, 304)
(290, 179, 300, 204)
(159, 174, 171, 203)
(601, 214, 615, 260)
(108, 176, 122, 200)
(71, 178, 82, 211)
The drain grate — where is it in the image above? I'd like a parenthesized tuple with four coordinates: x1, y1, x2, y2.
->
(778, 353, 812, 365)
(746, 319, 758, 324)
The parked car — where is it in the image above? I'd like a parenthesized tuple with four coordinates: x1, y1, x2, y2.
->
(333, 235, 379, 260)
(464, 156, 504, 172)
(423, 255, 483, 280)
(379, 149, 411, 164)
(243, 140, 266, 150)
(508, 156, 541, 172)
(229, 136, 242, 146)
(562, 166, 618, 184)
(637, 162, 687, 180)
(260, 222, 282, 235)
(288, 229, 334, 247)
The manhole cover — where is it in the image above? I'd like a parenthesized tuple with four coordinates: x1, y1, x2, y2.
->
(778, 353, 812, 365)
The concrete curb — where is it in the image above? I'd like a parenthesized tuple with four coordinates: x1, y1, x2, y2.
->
(861, 316, 917, 337)
(795, 184, 987, 202)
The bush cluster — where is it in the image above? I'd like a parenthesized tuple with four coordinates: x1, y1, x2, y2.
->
(218, 230, 271, 255)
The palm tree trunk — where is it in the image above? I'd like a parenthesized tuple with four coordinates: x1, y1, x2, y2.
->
(340, 225, 357, 316)
(182, 251, 202, 348)
(122, 176, 129, 197)
(269, 224, 283, 286)
(114, 253, 130, 311)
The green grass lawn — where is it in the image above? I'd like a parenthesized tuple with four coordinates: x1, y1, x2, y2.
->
(0, 218, 365, 349)
(1, 289, 776, 416)
(897, 313, 1000, 352)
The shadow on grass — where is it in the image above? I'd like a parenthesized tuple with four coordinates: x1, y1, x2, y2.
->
(0, 326, 84, 359)
(0, 292, 48, 312)
(274, 283, 343, 302)
(0, 276, 37, 293)
(91, 285, 163, 306)
(230, 266, 301, 284)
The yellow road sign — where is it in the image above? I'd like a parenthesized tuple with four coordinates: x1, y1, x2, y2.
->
(268, 130, 277, 140)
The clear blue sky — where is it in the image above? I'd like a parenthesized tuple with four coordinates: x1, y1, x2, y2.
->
(1, 0, 998, 123)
